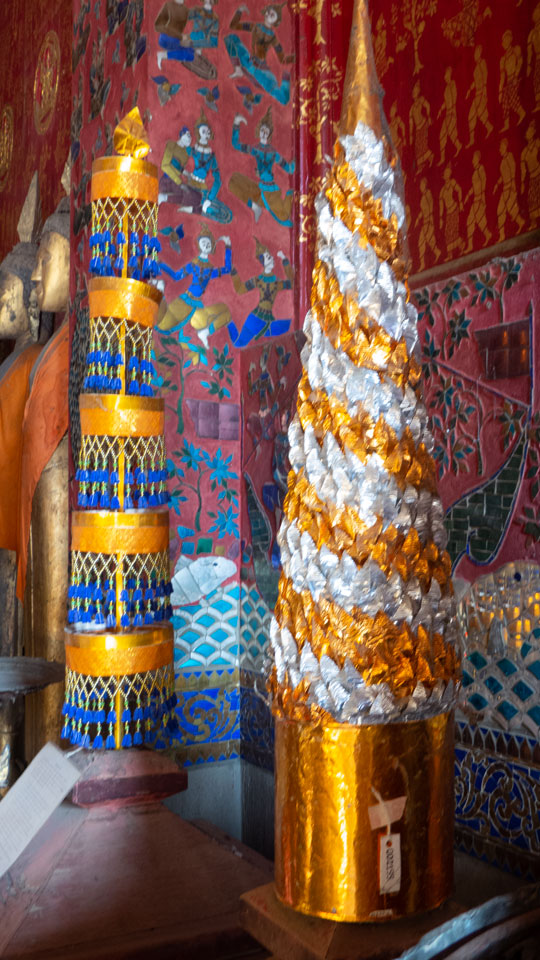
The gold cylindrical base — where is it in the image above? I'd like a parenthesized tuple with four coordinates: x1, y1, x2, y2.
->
(275, 712, 454, 923)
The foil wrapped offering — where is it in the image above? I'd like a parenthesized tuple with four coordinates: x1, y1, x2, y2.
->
(270, 0, 459, 923)
(268, 119, 461, 725)
(113, 106, 151, 159)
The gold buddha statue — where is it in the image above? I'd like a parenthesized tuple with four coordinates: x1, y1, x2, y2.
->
(22, 195, 71, 759)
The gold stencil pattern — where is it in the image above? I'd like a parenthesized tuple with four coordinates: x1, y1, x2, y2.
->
(34, 31, 60, 135)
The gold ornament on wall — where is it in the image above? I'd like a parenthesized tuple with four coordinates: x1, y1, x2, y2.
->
(0, 106, 13, 193)
(33, 30, 61, 135)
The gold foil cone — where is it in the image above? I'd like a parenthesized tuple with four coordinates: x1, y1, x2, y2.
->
(338, 0, 382, 140)
(275, 713, 454, 922)
(113, 107, 150, 158)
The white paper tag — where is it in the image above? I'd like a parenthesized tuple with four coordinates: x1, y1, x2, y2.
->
(368, 795, 406, 832)
(379, 833, 401, 895)
(0, 743, 81, 879)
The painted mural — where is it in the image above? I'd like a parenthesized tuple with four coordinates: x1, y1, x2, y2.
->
(0, 0, 70, 262)
(374, 0, 539, 275)
(414, 249, 539, 582)
(294, 0, 540, 313)
(386, 1, 539, 268)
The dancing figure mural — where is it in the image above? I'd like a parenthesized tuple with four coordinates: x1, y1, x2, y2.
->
(228, 108, 294, 227)
(225, 3, 293, 105)
(159, 111, 232, 223)
(155, 0, 218, 80)
(228, 238, 292, 347)
(159, 225, 232, 363)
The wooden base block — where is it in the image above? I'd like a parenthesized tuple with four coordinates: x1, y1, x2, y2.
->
(241, 883, 460, 960)
(71, 747, 188, 806)
(240, 857, 525, 960)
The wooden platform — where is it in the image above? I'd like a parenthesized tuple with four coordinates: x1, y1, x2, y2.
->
(0, 752, 273, 960)
(240, 855, 526, 960)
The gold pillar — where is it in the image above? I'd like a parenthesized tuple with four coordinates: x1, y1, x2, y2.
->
(24, 435, 68, 757)
(275, 713, 455, 923)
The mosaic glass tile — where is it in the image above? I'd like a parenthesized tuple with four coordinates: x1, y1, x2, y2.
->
(239, 581, 272, 672)
(240, 674, 274, 772)
(454, 735, 540, 880)
(455, 743, 540, 857)
(173, 678, 240, 747)
(457, 562, 540, 738)
(169, 577, 273, 763)
(173, 582, 241, 670)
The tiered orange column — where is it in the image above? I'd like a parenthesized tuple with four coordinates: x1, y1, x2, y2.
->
(62, 111, 175, 750)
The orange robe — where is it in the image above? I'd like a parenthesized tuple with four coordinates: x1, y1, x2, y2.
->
(17, 322, 69, 600)
(0, 343, 43, 553)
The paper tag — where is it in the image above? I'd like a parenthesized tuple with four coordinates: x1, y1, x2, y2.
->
(379, 833, 401, 895)
(0, 743, 81, 879)
(368, 795, 406, 831)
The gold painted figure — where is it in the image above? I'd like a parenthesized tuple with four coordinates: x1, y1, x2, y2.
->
(495, 138, 525, 240)
(499, 30, 526, 132)
(464, 151, 491, 252)
(373, 13, 394, 80)
(442, 0, 492, 49)
(527, 4, 540, 112)
(437, 66, 462, 165)
(414, 178, 440, 269)
(439, 164, 462, 257)
(466, 45, 493, 145)
(521, 121, 540, 224)
(389, 101, 406, 163)
(409, 81, 433, 170)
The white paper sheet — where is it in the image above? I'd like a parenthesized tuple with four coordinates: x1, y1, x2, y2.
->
(0, 742, 81, 878)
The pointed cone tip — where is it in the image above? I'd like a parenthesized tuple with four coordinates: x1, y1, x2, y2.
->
(339, 0, 383, 140)
(114, 107, 150, 159)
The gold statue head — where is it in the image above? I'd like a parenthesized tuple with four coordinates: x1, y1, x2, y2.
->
(0, 241, 39, 341)
(31, 196, 70, 314)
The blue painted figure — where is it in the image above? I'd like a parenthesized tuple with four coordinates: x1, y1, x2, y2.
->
(158, 225, 233, 365)
(155, 0, 218, 80)
(159, 112, 232, 224)
(228, 239, 292, 348)
(225, 4, 293, 105)
(229, 107, 294, 227)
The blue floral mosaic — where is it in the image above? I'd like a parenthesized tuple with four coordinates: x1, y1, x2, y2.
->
(455, 722, 540, 879)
